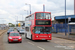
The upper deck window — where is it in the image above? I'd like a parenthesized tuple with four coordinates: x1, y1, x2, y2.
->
(36, 13, 51, 19)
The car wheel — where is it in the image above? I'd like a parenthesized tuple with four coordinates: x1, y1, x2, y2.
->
(8, 40, 10, 43)
(19, 41, 22, 43)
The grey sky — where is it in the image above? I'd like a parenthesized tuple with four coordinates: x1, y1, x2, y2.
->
(0, 0, 74, 24)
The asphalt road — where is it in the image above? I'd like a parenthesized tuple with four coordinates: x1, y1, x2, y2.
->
(3, 32, 75, 50)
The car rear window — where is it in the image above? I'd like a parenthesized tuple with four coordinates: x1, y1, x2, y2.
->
(10, 33, 20, 36)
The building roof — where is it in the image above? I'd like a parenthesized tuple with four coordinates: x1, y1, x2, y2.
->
(55, 15, 75, 20)
(68, 22, 75, 25)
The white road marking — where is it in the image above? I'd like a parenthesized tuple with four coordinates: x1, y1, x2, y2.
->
(28, 42, 34, 45)
(37, 46, 45, 50)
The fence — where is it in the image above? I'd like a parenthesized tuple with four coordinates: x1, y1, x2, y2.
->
(69, 25, 75, 35)
(52, 23, 75, 34)
(52, 24, 68, 33)
(0, 24, 8, 30)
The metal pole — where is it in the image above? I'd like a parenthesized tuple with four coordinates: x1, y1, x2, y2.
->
(65, 0, 67, 36)
(68, 20, 69, 38)
(30, 4, 31, 14)
(74, 0, 75, 15)
(43, 4, 45, 12)
(27, 10, 28, 15)
(25, 3, 31, 14)
(22, 15, 23, 28)
(17, 16, 18, 27)
(15, 17, 16, 27)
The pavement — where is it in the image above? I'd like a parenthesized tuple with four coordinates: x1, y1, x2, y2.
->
(52, 33, 75, 41)
(0, 30, 8, 36)
(0, 29, 8, 50)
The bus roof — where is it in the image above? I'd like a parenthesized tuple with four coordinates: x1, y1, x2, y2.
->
(25, 12, 51, 18)
(35, 12, 51, 13)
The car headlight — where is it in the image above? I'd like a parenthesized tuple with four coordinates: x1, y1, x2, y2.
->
(9, 37, 12, 39)
(19, 37, 22, 39)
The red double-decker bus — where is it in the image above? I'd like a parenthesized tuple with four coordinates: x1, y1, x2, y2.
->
(25, 12, 52, 40)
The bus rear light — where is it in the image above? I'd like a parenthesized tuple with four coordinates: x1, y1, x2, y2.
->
(36, 36, 38, 38)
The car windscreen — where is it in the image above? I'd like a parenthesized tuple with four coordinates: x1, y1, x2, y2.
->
(10, 33, 20, 36)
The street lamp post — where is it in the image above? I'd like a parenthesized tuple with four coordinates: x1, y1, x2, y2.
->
(30, 4, 31, 14)
(24, 10, 28, 15)
(43, 4, 45, 12)
(13, 16, 18, 27)
(25, 3, 31, 14)
(65, 0, 67, 36)
(15, 16, 18, 27)
(17, 16, 18, 27)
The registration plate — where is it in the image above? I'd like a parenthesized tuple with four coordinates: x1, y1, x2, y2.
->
(42, 39, 45, 40)
(13, 39, 18, 41)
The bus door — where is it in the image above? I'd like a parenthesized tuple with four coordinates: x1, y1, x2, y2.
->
(25, 27, 31, 39)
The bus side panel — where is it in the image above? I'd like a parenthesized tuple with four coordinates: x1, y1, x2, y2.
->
(30, 20, 35, 39)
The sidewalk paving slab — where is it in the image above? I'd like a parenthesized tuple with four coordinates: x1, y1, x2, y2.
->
(0, 30, 7, 36)
(52, 33, 75, 41)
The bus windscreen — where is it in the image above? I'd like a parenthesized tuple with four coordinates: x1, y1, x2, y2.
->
(36, 13, 51, 19)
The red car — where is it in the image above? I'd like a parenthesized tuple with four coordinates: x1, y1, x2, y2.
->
(8, 32, 22, 43)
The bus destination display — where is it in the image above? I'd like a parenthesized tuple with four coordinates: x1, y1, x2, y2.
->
(36, 20, 51, 25)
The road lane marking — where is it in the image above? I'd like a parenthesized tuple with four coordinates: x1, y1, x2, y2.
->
(37, 46, 45, 50)
(28, 42, 34, 45)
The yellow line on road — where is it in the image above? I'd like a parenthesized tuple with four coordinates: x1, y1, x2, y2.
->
(37, 46, 45, 50)
(28, 42, 34, 45)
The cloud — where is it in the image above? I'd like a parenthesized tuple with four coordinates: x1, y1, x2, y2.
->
(51, 10, 74, 20)
(0, 0, 74, 24)
(0, 9, 9, 15)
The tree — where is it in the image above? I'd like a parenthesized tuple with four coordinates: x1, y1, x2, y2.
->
(8, 23, 15, 27)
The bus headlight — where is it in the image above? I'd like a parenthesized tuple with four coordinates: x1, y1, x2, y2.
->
(36, 36, 38, 38)
(49, 36, 50, 38)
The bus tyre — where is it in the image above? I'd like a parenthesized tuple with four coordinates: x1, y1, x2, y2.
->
(31, 35, 33, 40)
(45, 40, 47, 41)
(25, 34, 27, 39)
